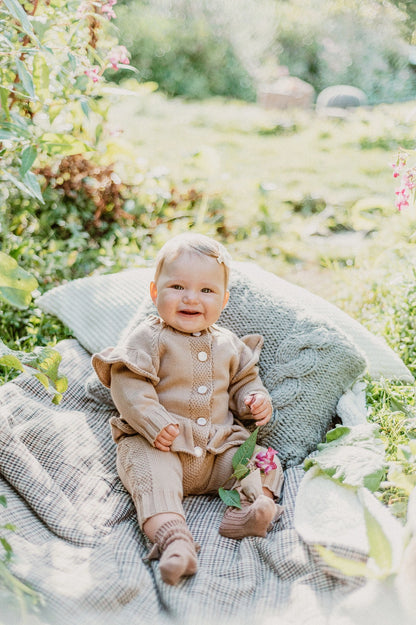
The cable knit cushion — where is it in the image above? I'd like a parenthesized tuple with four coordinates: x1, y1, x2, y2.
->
(36, 261, 408, 466)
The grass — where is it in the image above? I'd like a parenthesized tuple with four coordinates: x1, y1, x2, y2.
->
(107, 84, 416, 296)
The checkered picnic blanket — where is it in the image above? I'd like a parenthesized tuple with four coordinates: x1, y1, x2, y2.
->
(0, 339, 362, 625)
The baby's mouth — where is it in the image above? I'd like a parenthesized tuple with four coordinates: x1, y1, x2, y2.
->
(179, 310, 200, 316)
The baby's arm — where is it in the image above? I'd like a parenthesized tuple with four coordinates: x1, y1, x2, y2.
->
(244, 392, 272, 427)
(110, 363, 180, 448)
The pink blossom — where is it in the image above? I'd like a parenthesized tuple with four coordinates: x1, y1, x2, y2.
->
(108, 45, 130, 70)
(403, 172, 416, 190)
(254, 447, 278, 475)
(101, 0, 117, 19)
(395, 185, 411, 211)
(84, 66, 101, 83)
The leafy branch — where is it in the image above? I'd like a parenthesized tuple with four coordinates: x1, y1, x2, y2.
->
(218, 428, 259, 509)
(0, 252, 68, 404)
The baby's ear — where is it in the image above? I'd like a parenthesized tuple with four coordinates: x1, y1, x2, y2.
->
(150, 281, 158, 304)
(222, 290, 230, 309)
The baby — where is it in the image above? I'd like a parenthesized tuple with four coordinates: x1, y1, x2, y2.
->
(92, 233, 284, 585)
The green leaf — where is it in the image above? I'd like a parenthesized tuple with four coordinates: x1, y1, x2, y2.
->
(323, 425, 351, 444)
(0, 130, 19, 141)
(0, 341, 68, 404)
(3, 0, 36, 38)
(0, 252, 38, 308)
(218, 488, 242, 509)
(363, 469, 386, 492)
(0, 496, 7, 508)
(55, 376, 68, 393)
(315, 545, 372, 579)
(232, 428, 259, 471)
(34, 371, 50, 389)
(1, 169, 43, 202)
(0, 87, 11, 121)
(363, 505, 393, 575)
(32, 54, 50, 97)
(232, 463, 250, 480)
(22, 170, 43, 203)
(15, 58, 36, 99)
(389, 396, 413, 417)
(0, 537, 13, 561)
(0, 524, 16, 532)
(0, 354, 24, 372)
(0, 119, 32, 139)
(41, 132, 92, 156)
(308, 424, 386, 491)
(19, 145, 37, 177)
(81, 100, 90, 118)
(387, 468, 416, 496)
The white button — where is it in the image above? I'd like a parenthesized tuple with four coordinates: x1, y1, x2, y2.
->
(197, 385, 208, 394)
(194, 446, 203, 457)
(197, 417, 207, 426)
(193, 331, 201, 336)
(198, 351, 208, 362)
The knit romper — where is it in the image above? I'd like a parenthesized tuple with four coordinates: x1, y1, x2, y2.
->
(92, 316, 284, 527)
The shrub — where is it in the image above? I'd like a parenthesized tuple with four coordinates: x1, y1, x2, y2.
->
(275, 1, 416, 105)
(112, 3, 256, 100)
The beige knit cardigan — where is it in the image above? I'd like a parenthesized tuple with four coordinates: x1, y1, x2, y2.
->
(92, 315, 271, 456)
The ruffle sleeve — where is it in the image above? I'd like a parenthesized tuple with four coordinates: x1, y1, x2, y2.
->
(91, 317, 180, 446)
(91, 316, 161, 388)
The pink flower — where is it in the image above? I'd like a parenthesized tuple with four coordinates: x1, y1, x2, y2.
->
(254, 447, 278, 475)
(101, 0, 117, 19)
(108, 45, 130, 70)
(395, 185, 411, 211)
(403, 172, 416, 190)
(84, 66, 101, 83)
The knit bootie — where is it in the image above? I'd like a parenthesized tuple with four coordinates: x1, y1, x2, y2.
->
(149, 519, 199, 585)
(219, 495, 283, 540)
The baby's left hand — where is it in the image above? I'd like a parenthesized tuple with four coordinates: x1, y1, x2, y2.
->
(244, 392, 272, 427)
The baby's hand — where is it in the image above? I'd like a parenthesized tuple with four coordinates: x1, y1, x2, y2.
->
(244, 392, 272, 427)
(154, 424, 180, 451)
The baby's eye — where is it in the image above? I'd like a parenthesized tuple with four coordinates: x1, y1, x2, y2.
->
(171, 284, 184, 290)
(201, 287, 213, 293)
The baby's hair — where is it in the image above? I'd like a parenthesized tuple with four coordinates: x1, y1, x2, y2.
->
(153, 233, 232, 288)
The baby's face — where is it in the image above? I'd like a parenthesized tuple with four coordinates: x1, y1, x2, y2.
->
(150, 251, 229, 333)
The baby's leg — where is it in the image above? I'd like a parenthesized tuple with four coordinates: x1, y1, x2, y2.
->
(116, 435, 198, 584)
(219, 446, 284, 540)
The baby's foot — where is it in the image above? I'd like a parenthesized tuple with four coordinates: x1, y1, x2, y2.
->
(219, 495, 283, 540)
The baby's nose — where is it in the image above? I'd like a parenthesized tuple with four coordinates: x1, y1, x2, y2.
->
(183, 289, 199, 303)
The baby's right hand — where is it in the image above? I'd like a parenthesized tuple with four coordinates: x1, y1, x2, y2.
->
(154, 424, 180, 451)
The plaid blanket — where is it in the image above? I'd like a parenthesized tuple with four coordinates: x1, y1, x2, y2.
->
(0, 339, 362, 625)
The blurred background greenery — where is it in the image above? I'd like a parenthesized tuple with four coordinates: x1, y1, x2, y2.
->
(2, 0, 416, 367)
(111, 0, 416, 104)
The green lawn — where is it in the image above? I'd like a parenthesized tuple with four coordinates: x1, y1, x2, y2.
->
(107, 85, 416, 299)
